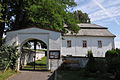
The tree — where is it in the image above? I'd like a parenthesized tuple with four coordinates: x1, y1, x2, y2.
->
(0, 0, 8, 46)
(0, 44, 19, 71)
(74, 10, 91, 23)
(0, 0, 80, 45)
(0, 0, 91, 45)
(21, 0, 80, 33)
(7, 0, 79, 31)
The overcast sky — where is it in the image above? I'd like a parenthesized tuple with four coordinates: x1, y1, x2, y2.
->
(72, 0, 120, 48)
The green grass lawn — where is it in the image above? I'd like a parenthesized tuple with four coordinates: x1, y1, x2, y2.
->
(0, 69, 17, 80)
(23, 56, 47, 70)
(56, 70, 112, 80)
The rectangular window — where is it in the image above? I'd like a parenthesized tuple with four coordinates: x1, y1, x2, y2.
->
(98, 40, 102, 48)
(83, 40, 87, 48)
(67, 40, 71, 47)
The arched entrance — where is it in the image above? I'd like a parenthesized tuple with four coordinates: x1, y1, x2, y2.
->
(6, 27, 62, 71)
(20, 38, 49, 71)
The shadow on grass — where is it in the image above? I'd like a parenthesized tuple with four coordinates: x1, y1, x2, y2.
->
(20, 69, 49, 72)
(20, 57, 48, 71)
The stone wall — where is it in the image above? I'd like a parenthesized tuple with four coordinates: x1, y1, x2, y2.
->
(62, 56, 89, 68)
(61, 56, 105, 70)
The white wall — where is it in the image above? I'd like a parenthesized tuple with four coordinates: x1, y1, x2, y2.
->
(62, 36, 115, 57)
(6, 28, 61, 51)
(6, 28, 62, 71)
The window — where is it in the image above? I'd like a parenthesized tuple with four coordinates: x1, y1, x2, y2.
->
(83, 40, 87, 48)
(67, 40, 71, 47)
(98, 40, 102, 48)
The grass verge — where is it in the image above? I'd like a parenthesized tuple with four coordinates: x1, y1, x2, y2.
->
(23, 56, 47, 70)
(0, 69, 17, 80)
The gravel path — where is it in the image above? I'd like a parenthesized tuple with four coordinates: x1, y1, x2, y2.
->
(8, 71, 52, 80)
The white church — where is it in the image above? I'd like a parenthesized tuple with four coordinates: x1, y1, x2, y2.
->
(6, 23, 115, 70)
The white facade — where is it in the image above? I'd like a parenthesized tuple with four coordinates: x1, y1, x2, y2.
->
(6, 27, 62, 51)
(5, 23, 115, 70)
(6, 27, 62, 71)
(62, 24, 115, 57)
(62, 36, 114, 57)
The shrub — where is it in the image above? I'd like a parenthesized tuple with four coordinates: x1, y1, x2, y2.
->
(105, 49, 118, 58)
(86, 50, 97, 73)
(95, 58, 107, 73)
(105, 49, 118, 73)
(87, 50, 93, 57)
(105, 49, 120, 80)
(0, 44, 19, 71)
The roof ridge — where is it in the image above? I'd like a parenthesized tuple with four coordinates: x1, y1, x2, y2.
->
(77, 23, 107, 29)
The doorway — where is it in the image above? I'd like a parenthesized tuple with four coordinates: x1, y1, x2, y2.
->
(20, 39, 48, 71)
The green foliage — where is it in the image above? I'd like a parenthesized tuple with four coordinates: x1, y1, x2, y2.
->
(95, 58, 107, 73)
(116, 48, 120, 54)
(0, 69, 17, 80)
(105, 49, 118, 58)
(65, 12, 80, 33)
(23, 57, 47, 70)
(0, 0, 92, 45)
(87, 50, 93, 57)
(0, 3, 3, 22)
(57, 70, 111, 80)
(86, 50, 97, 73)
(24, 0, 79, 33)
(3, 0, 79, 33)
(105, 49, 120, 80)
(0, 44, 19, 71)
(0, 0, 90, 45)
(105, 49, 118, 72)
(74, 10, 91, 23)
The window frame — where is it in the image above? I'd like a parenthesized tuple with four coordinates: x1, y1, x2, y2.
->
(82, 40, 87, 48)
(98, 40, 102, 48)
(67, 40, 71, 48)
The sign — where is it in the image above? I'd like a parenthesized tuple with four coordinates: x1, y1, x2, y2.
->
(49, 51, 60, 59)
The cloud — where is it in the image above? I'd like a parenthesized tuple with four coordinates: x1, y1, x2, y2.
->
(103, 0, 120, 8)
(115, 41, 120, 48)
(74, 0, 105, 13)
(74, 0, 120, 25)
(74, 0, 120, 48)
(74, 0, 98, 13)
(91, 0, 120, 25)
(89, 6, 120, 21)
(115, 36, 120, 48)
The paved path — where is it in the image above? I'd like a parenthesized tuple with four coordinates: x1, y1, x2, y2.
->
(8, 71, 52, 80)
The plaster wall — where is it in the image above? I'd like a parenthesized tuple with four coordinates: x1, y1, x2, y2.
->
(62, 36, 115, 57)
(6, 28, 62, 71)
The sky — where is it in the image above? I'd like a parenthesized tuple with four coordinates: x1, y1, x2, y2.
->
(72, 0, 120, 48)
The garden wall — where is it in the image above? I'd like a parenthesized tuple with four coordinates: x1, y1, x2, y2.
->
(61, 56, 105, 69)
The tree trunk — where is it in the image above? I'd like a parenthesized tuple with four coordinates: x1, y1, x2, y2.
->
(0, 23, 5, 46)
(14, 0, 24, 29)
(0, 0, 8, 46)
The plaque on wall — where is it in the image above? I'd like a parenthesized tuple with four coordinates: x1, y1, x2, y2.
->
(49, 50, 60, 59)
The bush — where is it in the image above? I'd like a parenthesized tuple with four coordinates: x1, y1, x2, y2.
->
(105, 49, 118, 73)
(86, 50, 97, 73)
(105, 49, 118, 58)
(87, 50, 93, 57)
(95, 58, 107, 73)
(105, 49, 120, 80)
(0, 44, 19, 71)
